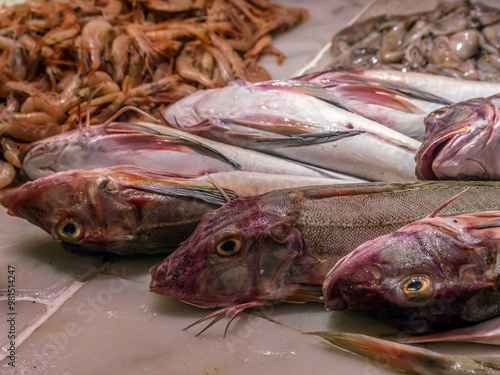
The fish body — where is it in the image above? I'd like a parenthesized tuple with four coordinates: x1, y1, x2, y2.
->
(162, 80, 420, 182)
(323, 208, 500, 334)
(352, 71, 500, 102)
(296, 70, 452, 140)
(416, 94, 500, 180)
(150, 181, 500, 310)
(21, 122, 356, 181)
(1, 167, 342, 255)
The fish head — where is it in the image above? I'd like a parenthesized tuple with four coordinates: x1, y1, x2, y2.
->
(150, 190, 306, 308)
(20, 127, 97, 180)
(1, 168, 138, 255)
(323, 220, 496, 334)
(416, 96, 498, 180)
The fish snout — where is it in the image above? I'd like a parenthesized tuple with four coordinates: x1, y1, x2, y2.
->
(323, 284, 347, 310)
(0, 186, 25, 216)
(149, 255, 187, 296)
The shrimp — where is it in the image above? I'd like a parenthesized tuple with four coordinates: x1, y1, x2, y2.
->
(80, 19, 115, 73)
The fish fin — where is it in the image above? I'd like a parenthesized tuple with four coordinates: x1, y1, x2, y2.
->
(104, 122, 241, 170)
(428, 187, 471, 218)
(306, 331, 500, 374)
(205, 173, 232, 203)
(287, 284, 324, 303)
(253, 80, 354, 112)
(333, 84, 426, 114)
(303, 72, 453, 105)
(226, 129, 364, 149)
(385, 315, 500, 345)
(182, 301, 268, 338)
(118, 169, 238, 205)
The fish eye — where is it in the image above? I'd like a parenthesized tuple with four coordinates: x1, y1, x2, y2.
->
(401, 275, 433, 301)
(213, 231, 243, 256)
(98, 177, 119, 194)
(57, 219, 83, 242)
(429, 108, 449, 117)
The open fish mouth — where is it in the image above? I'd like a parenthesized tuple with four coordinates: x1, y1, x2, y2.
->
(416, 136, 452, 180)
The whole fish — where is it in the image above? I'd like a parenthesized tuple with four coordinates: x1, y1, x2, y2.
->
(1, 167, 342, 255)
(308, 331, 500, 375)
(296, 70, 452, 140)
(162, 79, 421, 182)
(21, 121, 358, 182)
(343, 70, 500, 103)
(323, 197, 500, 334)
(416, 94, 500, 180)
(149, 181, 500, 335)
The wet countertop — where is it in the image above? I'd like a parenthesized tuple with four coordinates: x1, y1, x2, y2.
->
(1, 1, 499, 374)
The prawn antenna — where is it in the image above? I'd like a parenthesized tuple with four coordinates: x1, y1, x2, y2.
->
(101, 106, 161, 128)
(86, 84, 104, 129)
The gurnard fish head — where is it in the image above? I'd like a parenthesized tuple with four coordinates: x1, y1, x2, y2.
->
(150, 190, 312, 308)
(416, 95, 500, 180)
(1, 168, 142, 255)
(1, 167, 221, 255)
(323, 215, 498, 334)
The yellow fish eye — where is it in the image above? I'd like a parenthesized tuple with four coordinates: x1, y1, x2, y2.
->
(401, 275, 433, 300)
(430, 108, 448, 117)
(57, 219, 83, 242)
(213, 231, 243, 256)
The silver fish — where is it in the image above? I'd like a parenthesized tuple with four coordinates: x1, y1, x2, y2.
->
(163, 79, 421, 181)
(21, 121, 359, 182)
(296, 70, 452, 140)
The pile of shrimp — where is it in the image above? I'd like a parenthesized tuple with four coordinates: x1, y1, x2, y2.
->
(329, 0, 500, 81)
(0, 0, 307, 186)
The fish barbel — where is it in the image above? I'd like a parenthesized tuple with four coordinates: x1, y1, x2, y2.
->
(323, 196, 500, 334)
(149, 181, 500, 335)
(416, 94, 500, 180)
(308, 331, 500, 375)
(0, 167, 342, 255)
(21, 121, 359, 181)
(162, 79, 420, 182)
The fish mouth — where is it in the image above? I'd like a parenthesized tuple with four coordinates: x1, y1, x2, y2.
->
(323, 244, 382, 311)
(415, 135, 452, 180)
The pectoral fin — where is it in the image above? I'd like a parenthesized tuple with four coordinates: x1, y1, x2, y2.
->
(104, 122, 241, 170)
(116, 167, 238, 205)
(225, 129, 364, 149)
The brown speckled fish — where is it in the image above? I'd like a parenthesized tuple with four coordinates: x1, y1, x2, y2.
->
(1, 167, 344, 255)
(150, 181, 500, 335)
